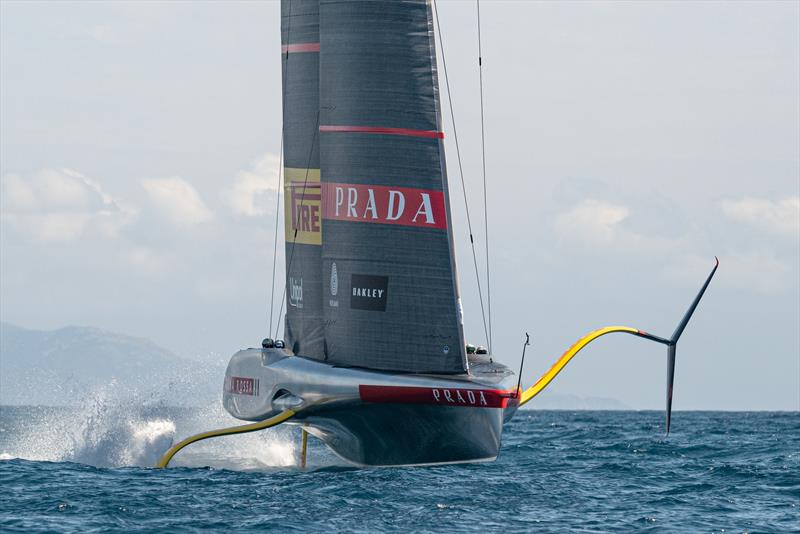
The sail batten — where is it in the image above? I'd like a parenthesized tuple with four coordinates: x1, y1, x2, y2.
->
(319, 125, 445, 139)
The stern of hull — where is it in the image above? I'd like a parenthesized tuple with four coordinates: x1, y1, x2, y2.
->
(223, 348, 517, 466)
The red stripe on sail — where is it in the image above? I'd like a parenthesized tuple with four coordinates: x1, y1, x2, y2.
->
(281, 42, 320, 53)
(319, 125, 444, 139)
(359, 385, 517, 408)
(321, 183, 447, 229)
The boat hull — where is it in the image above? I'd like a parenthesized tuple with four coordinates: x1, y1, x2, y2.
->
(223, 348, 518, 466)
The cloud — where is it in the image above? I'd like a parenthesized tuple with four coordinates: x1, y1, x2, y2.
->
(555, 198, 683, 256)
(724, 252, 793, 293)
(720, 196, 799, 238)
(141, 177, 213, 226)
(120, 246, 174, 277)
(672, 252, 791, 294)
(0, 168, 136, 242)
(87, 24, 119, 44)
(555, 199, 629, 245)
(224, 153, 281, 217)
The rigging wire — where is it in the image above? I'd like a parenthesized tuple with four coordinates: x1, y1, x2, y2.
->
(432, 0, 490, 348)
(273, 111, 321, 338)
(476, 0, 493, 352)
(268, 0, 293, 339)
(267, 136, 284, 339)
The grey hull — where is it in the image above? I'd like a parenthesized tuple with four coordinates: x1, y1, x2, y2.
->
(223, 348, 518, 466)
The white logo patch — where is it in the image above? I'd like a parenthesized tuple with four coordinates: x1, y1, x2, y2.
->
(331, 262, 338, 296)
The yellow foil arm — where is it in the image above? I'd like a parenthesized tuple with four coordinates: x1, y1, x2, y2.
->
(518, 326, 640, 407)
(155, 409, 297, 468)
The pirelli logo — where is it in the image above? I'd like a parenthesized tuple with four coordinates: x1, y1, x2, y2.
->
(225, 376, 260, 396)
(284, 167, 321, 246)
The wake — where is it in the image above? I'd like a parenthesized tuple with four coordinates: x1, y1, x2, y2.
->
(0, 382, 300, 470)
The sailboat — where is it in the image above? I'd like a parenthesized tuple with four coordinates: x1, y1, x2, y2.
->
(157, 0, 717, 468)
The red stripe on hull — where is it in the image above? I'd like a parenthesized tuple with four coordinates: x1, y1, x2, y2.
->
(320, 125, 444, 139)
(281, 42, 320, 53)
(359, 385, 517, 409)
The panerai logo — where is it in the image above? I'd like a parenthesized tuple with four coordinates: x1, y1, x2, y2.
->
(330, 263, 338, 296)
(289, 277, 303, 308)
(350, 274, 389, 312)
(329, 263, 339, 307)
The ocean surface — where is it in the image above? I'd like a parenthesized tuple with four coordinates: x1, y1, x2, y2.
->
(0, 404, 797, 533)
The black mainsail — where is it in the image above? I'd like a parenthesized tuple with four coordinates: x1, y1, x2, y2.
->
(317, 0, 466, 373)
(281, 0, 466, 373)
(282, 0, 324, 359)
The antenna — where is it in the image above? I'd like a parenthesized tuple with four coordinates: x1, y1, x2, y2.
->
(515, 332, 531, 398)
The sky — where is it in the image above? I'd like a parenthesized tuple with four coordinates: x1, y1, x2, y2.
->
(1, 1, 798, 411)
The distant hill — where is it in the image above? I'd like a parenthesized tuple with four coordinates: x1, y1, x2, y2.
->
(522, 389, 630, 410)
(0, 321, 627, 409)
(0, 322, 224, 406)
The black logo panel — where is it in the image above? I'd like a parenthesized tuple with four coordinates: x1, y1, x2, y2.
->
(350, 274, 389, 312)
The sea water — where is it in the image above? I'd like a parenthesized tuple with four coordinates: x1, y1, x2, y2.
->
(0, 404, 797, 533)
